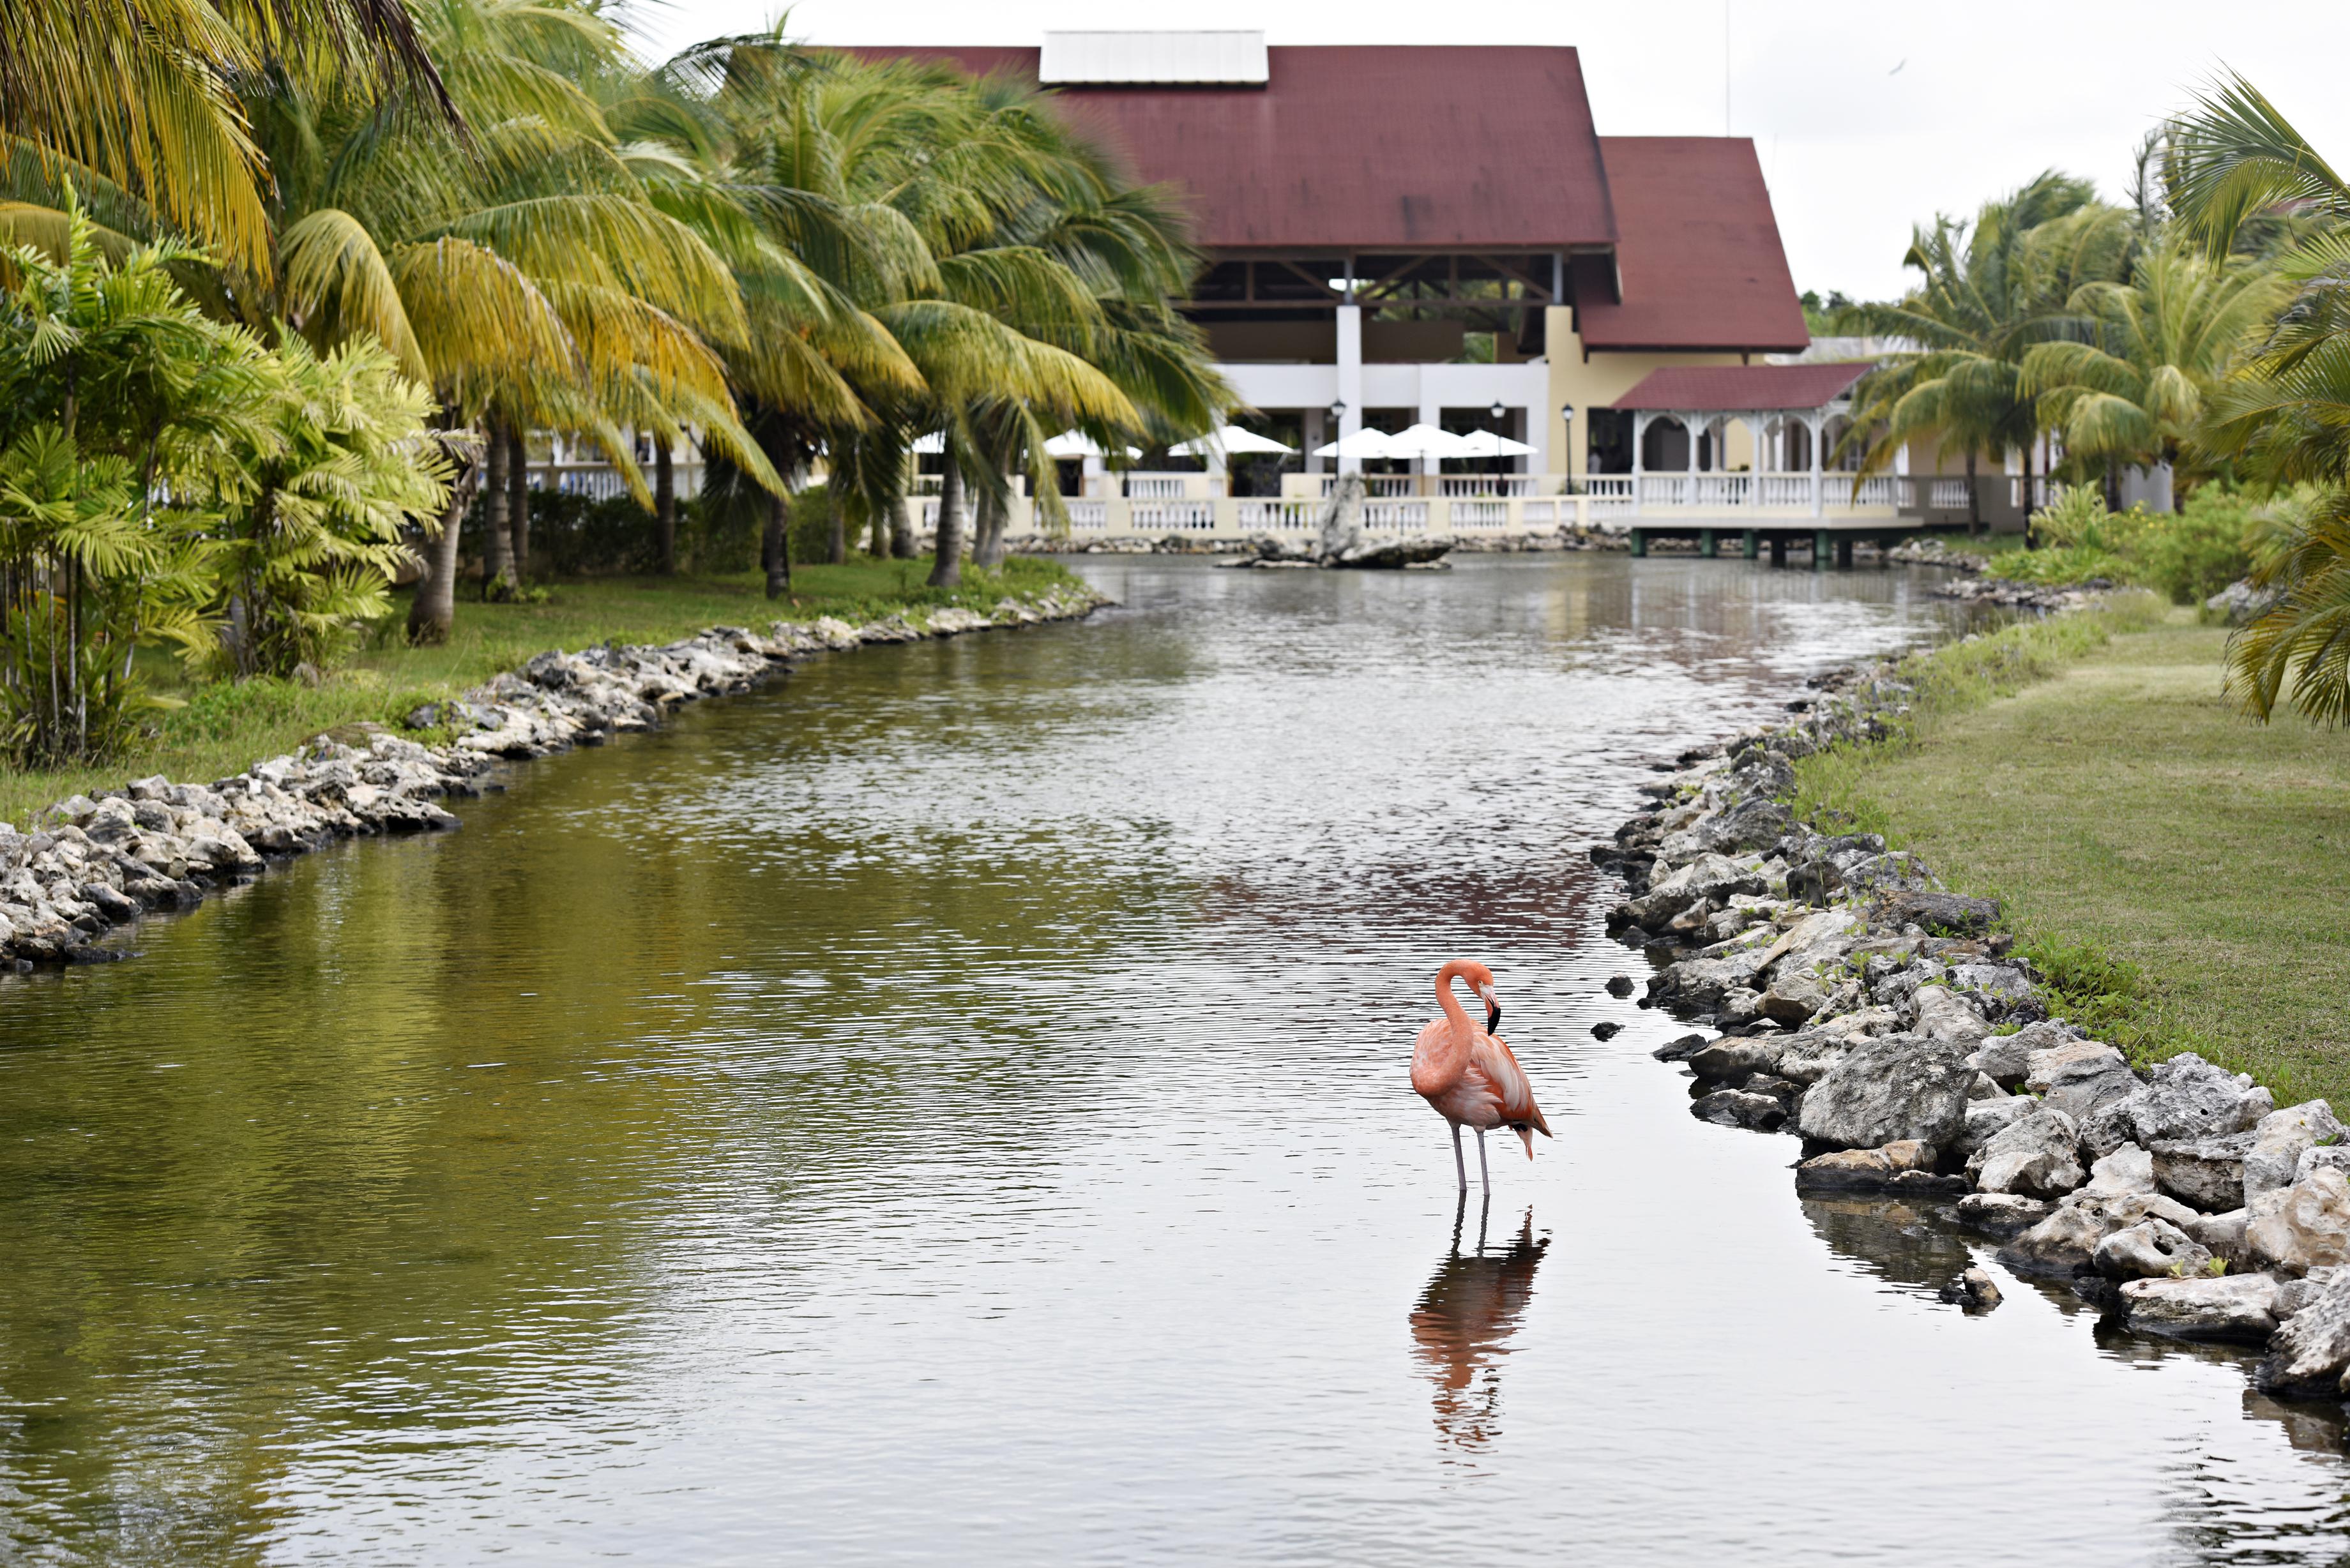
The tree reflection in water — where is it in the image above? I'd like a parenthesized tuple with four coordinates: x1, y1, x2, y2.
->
(1409, 1197, 1549, 1452)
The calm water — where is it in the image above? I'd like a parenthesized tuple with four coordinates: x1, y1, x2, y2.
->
(3, 555, 2347, 1565)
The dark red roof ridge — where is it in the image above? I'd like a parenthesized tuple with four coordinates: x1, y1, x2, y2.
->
(1609, 362, 1869, 412)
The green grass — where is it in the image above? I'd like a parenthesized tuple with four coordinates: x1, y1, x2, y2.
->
(1794, 597, 2350, 1105)
(0, 555, 1086, 827)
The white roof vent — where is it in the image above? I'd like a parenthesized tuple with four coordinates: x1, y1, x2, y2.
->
(1038, 31, 1269, 86)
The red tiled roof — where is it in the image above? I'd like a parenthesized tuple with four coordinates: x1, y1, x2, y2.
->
(1609, 362, 1869, 411)
(843, 45, 1617, 252)
(1577, 138, 1810, 354)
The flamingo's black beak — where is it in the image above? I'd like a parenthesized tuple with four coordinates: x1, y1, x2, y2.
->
(1478, 984, 1501, 1036)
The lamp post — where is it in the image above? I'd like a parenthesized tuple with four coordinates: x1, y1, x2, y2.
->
(1561, 401, 1577, 494)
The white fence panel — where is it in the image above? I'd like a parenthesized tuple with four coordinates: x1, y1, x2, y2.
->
(1236, 501, 1319, 531)
(1132, 501, 1215, 532)
(1361, 502, 1430, 532)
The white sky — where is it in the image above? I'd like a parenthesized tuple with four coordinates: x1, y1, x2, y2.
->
(627, 1, 2350, 303)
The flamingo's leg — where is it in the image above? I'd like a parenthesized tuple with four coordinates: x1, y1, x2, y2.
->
(1476, 1127, 1490, 1194)
(1451, 1123, 1466, 1192)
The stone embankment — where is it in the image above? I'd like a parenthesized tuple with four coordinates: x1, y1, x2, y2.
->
(1595, 640, 2350, 1398)
(0, 587, 1103, 969)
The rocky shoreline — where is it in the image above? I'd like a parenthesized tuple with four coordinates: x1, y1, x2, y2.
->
(0, 585, 1105, 969)
(1595, 624, 2350, 1399)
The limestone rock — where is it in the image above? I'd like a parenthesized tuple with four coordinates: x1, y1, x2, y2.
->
(2121, 1273, 2278, 1342)
(1687, 1037, 1783, 1082)
(2247, 1101, 2345, 1202)
(2093, 1217, 2215, 1279)
(1966, 1108, 2084, 1198)
(1773, 1034, 1851, 1086)
(2255, 1269, 2350, 1399)
(1692, 1089, 1787, 1133)
(1972, 1023, 2079, 1090)
(1909, 984, 1992, 1043)
(2077, 1143, 2157, 1202)
(2246, 1167, 2350, 1278)
(1954, 1193, 2051, 1239)
(2276, 1267, 2339, 1322)
(1759, 970, 1830, 1024)
(1793, 1149, 1896, 1193)
(1795, 1034, 1975, 1151)
(1939, 1266, 2004, 1309)
(2084, 1052, 2275, 1159)
(2024, 1040, 2138, 1124)
(2186, 1208, 2249, 1267)
(2151, 1131, 2255, 1212)
(1874, 889, 2000, 937)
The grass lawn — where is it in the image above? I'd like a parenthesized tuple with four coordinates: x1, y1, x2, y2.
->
(0, 555, 1083, 829)
(1796, 599, 2350, 1106)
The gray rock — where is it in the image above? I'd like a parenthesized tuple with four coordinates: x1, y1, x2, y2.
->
(1957, 1096, 2031, 1157)
(2247, 1101, 2346, 1202)
(2121, 1273, 2278, 1341)
(1841, 851, 1941, 895)
(2093, 1218, 2215, 1279)
(1966, 1071, 2006, 1101)
(1627, 853, 1768, 929)
(2247, 1168, 2350, 1277)
(1692, 1089, 1787, 1133)
(1948, 961, 2036, 1018)
(1793, 1148, 1897, 1193)
(1955, 1192, 2051, 1239)
(2036, 1046, 2141, 1124)
(1773, 1034, 1851, 1086)
(1874, 889, 2000, 937)
(2004, 1200, 2127, 1276)
(1687, 1037, 1784, 1082)
(2296, 1145, 2350, 1185)
(1939, 1266, 2004, 1309)
(2151, 1131, 2255, 1212)
(2186, 1208, 2249, 1267)
(2255, 1269, 2350, 1398)
(1796, 1034, 1976, 1152)
(2275, 1267, 2339, 1322)
(2077, 1143, 2157, 1202)
(1759, 970, 1830, 1024)
(1651, 1033, 1709, 1062)
(1971, 1021, 2082, 1089)
(1909, 984, 1992, 1043)
(1967, 1108, 2084, 1198)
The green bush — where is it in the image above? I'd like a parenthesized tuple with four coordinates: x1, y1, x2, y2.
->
(2005, 484, 2258, 602)
(2137, 488, 2257, 605)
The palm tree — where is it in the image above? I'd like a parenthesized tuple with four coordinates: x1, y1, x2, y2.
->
(2020, 241, 2287, 501)
(0, 1, 454, 278)
(2167, 72, 2350, 723)
(1838, 174, 2133, 530)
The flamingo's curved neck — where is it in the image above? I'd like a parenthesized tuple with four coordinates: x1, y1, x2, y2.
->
(1434, 961, 1474, 1032)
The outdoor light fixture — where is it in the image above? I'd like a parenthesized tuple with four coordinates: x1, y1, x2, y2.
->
(1328, 400, 1347, 421)
(1561, 402, 1577, 490)
(1489, 399, 1507, 421)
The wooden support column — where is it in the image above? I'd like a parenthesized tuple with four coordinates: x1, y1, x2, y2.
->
(1630, 529, 1648, 558)
(1769, 535, 1787, 566)
(1699, 528, 1717, 559)
(1836, 536, 1854, 569)
(1742, 529, 1758, 559)
(1813, 529, 1830, 569)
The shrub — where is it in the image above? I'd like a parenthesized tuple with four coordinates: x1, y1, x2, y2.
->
(2137, 488, 2257, 605)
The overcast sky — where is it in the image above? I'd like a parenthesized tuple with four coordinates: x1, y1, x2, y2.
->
(627, 1, 2350, 303)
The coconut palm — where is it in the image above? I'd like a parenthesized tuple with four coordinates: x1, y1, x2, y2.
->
(0, 0, 453, 278)
(2020, 241, 2288, 498)
(1839, 174, 2134, 529)
(2167, 73, 2350, 723)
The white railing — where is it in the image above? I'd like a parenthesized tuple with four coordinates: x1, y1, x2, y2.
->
(1692, 474, 1750, 508)
(1756, 475, 1813, 507)
(1452, 501, 1508, 527)
(1236, 500, 1321, 531)
(1930, 479, 1972, 510)
(1640, 476, 1690, 507)
(912, 474, 943, 496)
(1853, 477, 1902, 508)
(2012, 476, 2060, 510)
(1439, 476, 1538, 498)
(1362, 501, 1430, 532)
(1132, 501, 1216, 532)
(1066, 501, 1109, 531)
(1125, 476, 1189, 499)
(527, 460, 706, 501)
(1521, 500, 1558, 525)
(1585, 477, 1636, 515)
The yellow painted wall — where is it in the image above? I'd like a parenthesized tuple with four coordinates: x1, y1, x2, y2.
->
(1543, 308, 1746, 479)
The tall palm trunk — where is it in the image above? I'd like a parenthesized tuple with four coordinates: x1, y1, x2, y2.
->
(927, 456, 965, 588)
(2020, 440, 2036, 548)
(481, 419, 512, 593)
(506, 427, 530, 583)
(764, 489, 792, 598)
(890, 494, 914, 558)
(972, 484, 1006, 569)
(408, 451, 478, 644)
(1964, 449, 1981, 537)
(655, 439, 677, 574)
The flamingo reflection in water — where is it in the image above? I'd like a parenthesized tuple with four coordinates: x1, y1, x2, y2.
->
(1409, 1196, 1550, 1452)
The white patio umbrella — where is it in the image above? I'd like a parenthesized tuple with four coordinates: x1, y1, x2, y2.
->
(912, 430, 946, 454)
(1174, 424, 1295, 458)
(1452, 428, 1538, 458)
(1310, 426, 1402, 460)
(1383, 422, 1479, 460)
(1042, 430, 1144, 460)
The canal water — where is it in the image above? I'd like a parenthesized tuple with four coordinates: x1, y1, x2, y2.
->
(3, 555, 2346, 1565)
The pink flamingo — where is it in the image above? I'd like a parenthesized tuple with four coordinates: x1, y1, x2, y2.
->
(1412, 960, 1552, 1193)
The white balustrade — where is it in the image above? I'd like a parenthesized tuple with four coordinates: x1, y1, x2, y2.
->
(1930, 479, 1972, 510)
(1756, 475, 1813, 508)
(1852, 476, 1900, 508)
(1639, 475, 1689, 507)
(1066, 501, 1109, 531)
(1451, 501, 1508, 528)
(1361, 501, 1430, 532)
(1439, 476, 1537, 498)
(1585, 477, 1635, 515)
(1236, 501, 1319, 531)
(1521, 500, 1557, 525)
(1132, 501, 1215, 532)
(1125, 475, 1188, 499)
